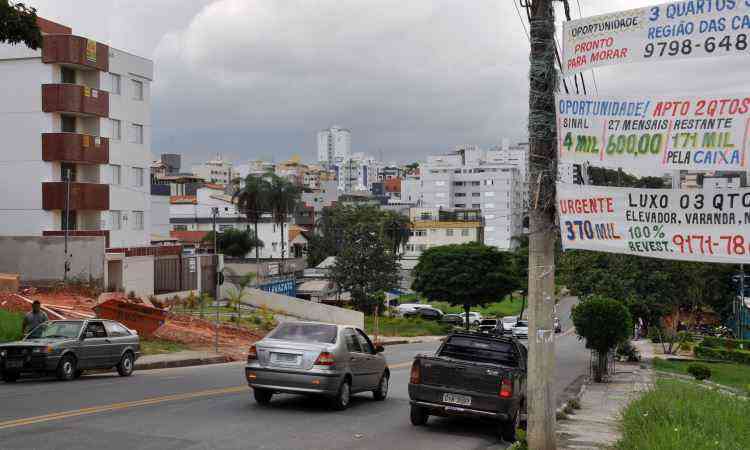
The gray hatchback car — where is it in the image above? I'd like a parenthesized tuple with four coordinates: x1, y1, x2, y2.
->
(0, 319, 140, 382)
(245, 322, 389, 410)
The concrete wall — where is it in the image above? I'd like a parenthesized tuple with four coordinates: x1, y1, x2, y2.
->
(221, 285, 363, 328)
(0, 236, 105, 283)
(122, 255, 154, 297)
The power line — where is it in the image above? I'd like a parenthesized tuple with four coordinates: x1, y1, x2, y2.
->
(574, 0, 598, 95)
(513, 0, 530, 43)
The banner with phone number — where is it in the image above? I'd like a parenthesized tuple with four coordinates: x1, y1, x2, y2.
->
(562, 0, 750, 75)
(557, 182, 750, 263)
(556, 92, 750, 171)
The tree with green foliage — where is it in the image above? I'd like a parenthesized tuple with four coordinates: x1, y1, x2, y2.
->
(329, 223, 400, 314)
(234, 175, 271, 265)
(203, 229, 263, 258)
(587, 167, 666, 188)
(1, 1, 42, 49)
(307, 203, 411, 267)
(411, 243, 520, 329)
(225, 273, 254, 322)
(265, 174, 301, 262)
(571, 295, 633, 382)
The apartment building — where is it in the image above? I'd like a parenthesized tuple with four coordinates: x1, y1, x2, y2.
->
(420, 147, 523, 250)
(192, 154, 233, 186)
(317, 126, 351, 167)
(0, 18, 154, 250)
(403, 208, 484, 260)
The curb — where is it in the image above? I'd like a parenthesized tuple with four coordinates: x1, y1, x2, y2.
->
(556, 376, 588, 419)
(135, 355, 234, 371)
(381, 340, 418, 346)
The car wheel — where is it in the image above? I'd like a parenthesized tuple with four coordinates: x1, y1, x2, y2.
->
(56, 355, 76, 381)
(117, 352, 135, 377)
(410, 404, 429, 426)
(1, 371, 19, 383)
(473, 321, 480, 327)
(253, 388, 273, 405)
(500, 410, 520, 442)
(373, 372, 389, 401)
(331, 379, 351, 411)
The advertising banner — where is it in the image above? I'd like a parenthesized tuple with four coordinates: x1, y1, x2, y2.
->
(557, 182, 750, 263)
(556, 92, 750, 171)
(86, 39, 97, 63)
(562, 0, 750, 74)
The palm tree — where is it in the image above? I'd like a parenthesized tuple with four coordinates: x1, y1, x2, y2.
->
(266, 174, 301, 268)
(234, 175, 271, 281)
(224, 272, 254, 322)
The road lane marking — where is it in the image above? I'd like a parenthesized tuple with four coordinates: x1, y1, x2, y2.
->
(0, 386, 246, 431)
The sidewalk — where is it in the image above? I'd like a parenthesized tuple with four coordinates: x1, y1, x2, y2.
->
(135, 350, 234, 370)
(557, 340, 654, 450)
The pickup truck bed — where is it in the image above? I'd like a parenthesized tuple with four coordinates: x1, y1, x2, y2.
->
(408, 332, 527, 442)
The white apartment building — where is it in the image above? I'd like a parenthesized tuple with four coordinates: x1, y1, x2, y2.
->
(170, 187, 291, 259)
(420, 147, 524, 250)
(488, 142, 529, 208)
(0, 18, 153, 250)
(192, 154, 233, 186)
(400, 170, 423, 205)
(403, 207, 483, 260)
(317, 126, 351, 166)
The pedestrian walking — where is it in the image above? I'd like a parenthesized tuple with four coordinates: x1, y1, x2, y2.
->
(22, 301, 48, 334)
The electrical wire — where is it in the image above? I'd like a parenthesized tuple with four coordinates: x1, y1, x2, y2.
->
(513, 0, 530, 43)
(575, 0, 598, 95)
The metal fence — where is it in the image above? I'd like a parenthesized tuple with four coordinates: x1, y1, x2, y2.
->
(153, 255, 207, 295)
(589, 349, 616, 381)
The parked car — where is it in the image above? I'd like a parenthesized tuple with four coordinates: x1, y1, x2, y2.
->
(554, 317, 562, 333)
(0, 319, 140, 382)
(396, 303, 426, 316)
(408, 331, 528, 442)
(441, 314, 464, 326)
(404, 307, 444, 321)
(512, 320, 529, 340)
(245, 321, 389, 410)
(478, 319, 499, 333)
(500, 316, 518, 334)
(463, 312, 483, 327)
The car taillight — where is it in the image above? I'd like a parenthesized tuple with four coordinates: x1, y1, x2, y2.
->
(410, 361, 421, 384)
(247, 345, 258, 362)
(499, 378, 513, 398)
(314, 351, 335, 366)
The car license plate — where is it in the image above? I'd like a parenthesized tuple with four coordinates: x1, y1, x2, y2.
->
(443, 393, 472, 406)
(272, 353, 300, 365)
(5, 360, 23, 369)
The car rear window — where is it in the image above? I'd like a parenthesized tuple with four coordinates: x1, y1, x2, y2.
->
(439, 336, 519, 366)
(268, 323, 338, 344)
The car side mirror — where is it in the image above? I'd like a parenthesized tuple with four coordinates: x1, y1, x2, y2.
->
(375, 344, 385, 354)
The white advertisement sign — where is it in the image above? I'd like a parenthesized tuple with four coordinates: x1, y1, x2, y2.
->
(556, 92, 750, 171)
(562, 0, 750, 74)
(557, 182, 750, 263)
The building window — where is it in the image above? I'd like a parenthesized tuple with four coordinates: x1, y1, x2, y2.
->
(110, 73, 121, 95)
(461, 229, 470, 237)
(455, 193, 466, 197)
(133, 211, 144, 230)
(61, 115, 76, 133)
(132, 79, 144, 100)
(130, 124, 143, 144)
(455, 203, 466, 208)
(110, 211, 122, 230)
(472, 192, 481, 197)
(446, 229, 454, 236)
(453, 181, 465, 186)
(61, 67, 76, 84)
(132, 167, 144, 187)
(411, 230, 426, 237)
(111, 165, 121, 185)
(472, 203, 481, 208)
(173, 225, 187, 231)
(471, 181, 481, 186)
(110, 119, 121, 140)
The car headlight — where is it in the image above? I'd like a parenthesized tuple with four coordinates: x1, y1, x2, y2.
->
(0, 349, 6, 358)
(32, 346, 55, 354)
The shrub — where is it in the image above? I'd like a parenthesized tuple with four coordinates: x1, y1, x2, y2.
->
(687, 363, 712, 381)
(616, 341, 640, 362)
(694, 345, 750, 365)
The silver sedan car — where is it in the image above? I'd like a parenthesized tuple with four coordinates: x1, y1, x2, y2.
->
(245, 321, 389, 410)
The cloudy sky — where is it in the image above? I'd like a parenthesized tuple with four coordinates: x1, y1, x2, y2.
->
(27, 1, 747, 167)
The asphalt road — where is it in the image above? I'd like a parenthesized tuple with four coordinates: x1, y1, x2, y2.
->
(0, 297, 587, 450)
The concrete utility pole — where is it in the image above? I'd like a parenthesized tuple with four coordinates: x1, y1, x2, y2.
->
(526, 0, 558, 449)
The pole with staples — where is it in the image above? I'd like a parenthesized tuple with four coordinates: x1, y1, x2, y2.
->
(213, 207, 220, 354)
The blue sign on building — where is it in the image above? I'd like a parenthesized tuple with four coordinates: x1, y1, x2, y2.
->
(259, 279, 297, 297)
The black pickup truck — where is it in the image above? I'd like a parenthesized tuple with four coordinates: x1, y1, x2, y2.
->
(408, 332, 527, 442)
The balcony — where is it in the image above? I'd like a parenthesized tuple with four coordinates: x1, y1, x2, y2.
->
(42, 35, 109, 72)
(42, 182, 109, 211)
(42, 133, 109, 165)
(42, 230, 110, 247)
(42, 84, 109, 117)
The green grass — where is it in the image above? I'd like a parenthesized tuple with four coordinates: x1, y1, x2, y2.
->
(615, 378, 750, 450)
(139, 339, 189, 356)
(0, 310, 23, 343)
(365, 316, 452, 337)
(653, 358, 750, 393)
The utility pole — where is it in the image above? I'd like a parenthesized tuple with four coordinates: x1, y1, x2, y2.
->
(212, 207, 220, 354)
(525, 0, 558, 449)
(63, 168, 72, 282)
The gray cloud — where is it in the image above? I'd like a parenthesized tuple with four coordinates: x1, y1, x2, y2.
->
(29, 0, 750, 167)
